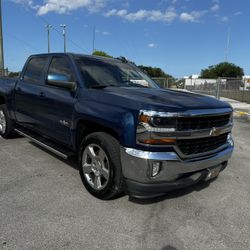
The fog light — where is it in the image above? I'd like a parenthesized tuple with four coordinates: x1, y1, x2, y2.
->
(151, 162, 161, 177)
(227, 133, 234, 146)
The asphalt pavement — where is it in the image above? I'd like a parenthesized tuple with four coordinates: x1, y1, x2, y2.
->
(0, 118, 249, 250)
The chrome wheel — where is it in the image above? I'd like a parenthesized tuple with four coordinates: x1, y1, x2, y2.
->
(82, 144, 110, 191)
(0, 110, 6, 134)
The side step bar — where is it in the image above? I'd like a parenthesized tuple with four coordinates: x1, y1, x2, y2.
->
(15, 128, 75, 159)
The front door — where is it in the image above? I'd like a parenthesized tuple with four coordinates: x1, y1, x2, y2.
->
(39, 56, 77, 146)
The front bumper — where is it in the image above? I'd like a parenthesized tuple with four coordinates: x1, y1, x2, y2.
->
(120, 144, 234, 198)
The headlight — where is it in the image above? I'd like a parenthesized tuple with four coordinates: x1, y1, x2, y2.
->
(137, 110, 177, 145)
(138, 110, 177, 132)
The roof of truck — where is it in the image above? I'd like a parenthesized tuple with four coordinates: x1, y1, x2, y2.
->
(30, 53, 127, 64)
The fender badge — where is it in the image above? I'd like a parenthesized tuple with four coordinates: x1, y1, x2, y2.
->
(60, 120, 70, 127)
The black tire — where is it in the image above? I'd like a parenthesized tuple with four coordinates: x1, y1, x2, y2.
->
(0, 104, 16, 138)
(79, 132, 124, 200)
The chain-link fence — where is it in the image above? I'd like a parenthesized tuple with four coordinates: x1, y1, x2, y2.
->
(150, 76, 250, 104)
(183, 77, 250, 103)
(152, 77, 176, 89)
(0, 68, 8, 76)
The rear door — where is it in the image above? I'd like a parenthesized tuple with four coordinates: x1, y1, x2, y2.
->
(14, 56, 49, 131)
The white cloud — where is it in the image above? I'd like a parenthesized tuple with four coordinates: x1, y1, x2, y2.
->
(180, 11, 206, 22)
(148, 43, 157, 48)
(210, 4, 219, 12)
(105, 9, 177, 23)
(221, 16, 229, 22)
(106, 9, 118, 17)
(36, 0, 107, 15)
(117, 9, 128, 17)
(11, 0, 39, 10)
(234, 11, 242, 16)
(102, 31, 110, 35)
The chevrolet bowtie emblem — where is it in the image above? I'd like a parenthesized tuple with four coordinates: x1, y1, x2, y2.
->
(210, 127, 220, 137)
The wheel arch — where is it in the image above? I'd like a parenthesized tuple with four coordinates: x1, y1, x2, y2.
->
(75, 119, 120, 150)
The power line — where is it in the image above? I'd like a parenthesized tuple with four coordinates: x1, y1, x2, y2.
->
(4, 32, 39, 51)
(36, 14, 89, 53)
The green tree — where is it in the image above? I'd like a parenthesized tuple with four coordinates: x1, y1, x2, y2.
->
(92, 50, 112, 58)
(8, 71, 20, 78)
(138, 65, 173, 79)
(201, 62, 244, 78)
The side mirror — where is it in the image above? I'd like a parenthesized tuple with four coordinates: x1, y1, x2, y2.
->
(47, 74, 76, 90)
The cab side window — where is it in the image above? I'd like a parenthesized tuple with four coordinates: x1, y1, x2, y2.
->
(23, 57, 48, 84)
(48, 57, 74, 82)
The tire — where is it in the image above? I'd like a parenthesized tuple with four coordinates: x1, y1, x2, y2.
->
(0, 104, 16, 138)
(79, 132, 124, 200)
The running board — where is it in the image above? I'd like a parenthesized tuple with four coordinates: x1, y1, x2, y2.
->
(15, 128, 75, 159)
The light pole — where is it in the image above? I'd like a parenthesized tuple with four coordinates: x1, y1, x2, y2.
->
(0, 0, 4, 76)
(60, 24, 66, 53)
(46, 24, 52, 53)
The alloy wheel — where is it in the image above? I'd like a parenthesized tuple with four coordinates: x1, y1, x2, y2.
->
(82, 144, 110, 191)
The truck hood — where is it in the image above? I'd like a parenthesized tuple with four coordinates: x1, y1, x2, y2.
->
(86, 87, 232, 112)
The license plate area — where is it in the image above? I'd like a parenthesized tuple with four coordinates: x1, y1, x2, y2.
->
(205, 165, 222, 181)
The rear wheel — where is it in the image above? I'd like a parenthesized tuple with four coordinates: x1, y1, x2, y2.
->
(79, 132, 124, 200)
(0, 104, 15, 138)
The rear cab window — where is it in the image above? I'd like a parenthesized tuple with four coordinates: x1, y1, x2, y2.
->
(23, 57, 48, 84)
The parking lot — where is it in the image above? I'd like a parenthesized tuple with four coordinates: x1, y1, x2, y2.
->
(0, 118, 249, 250)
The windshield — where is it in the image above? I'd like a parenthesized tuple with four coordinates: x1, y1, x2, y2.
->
(75, 56, 159, 89)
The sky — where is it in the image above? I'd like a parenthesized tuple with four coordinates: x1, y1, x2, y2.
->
(2, 0, 250, 77)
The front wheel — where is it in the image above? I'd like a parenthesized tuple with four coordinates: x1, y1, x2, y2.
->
(0, 104, 15, 138)
(79, 132, 124, 200)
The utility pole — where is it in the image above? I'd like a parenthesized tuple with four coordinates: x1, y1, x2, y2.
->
(46, 24, 52, 53)
(0, 0, 5, 76)
(92, 25, 96, 54)
(60, 24, 66, 53)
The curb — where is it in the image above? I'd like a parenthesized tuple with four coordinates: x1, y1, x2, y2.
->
(234, 110, 250, 120)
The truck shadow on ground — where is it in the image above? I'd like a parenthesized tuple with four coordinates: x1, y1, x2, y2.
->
(30, 141, 216, 204)
(128, 178, 217, 205)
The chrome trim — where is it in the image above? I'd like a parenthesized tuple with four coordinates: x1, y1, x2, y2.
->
(137, 109, 233, 158)
(120, 145, 233, 183)
(138, 123, 233, 141)
(139, 108, 233, 118)
(137, 123, 176, 133)
(15, 129, 69, 159)
(123, 147, 178, 161)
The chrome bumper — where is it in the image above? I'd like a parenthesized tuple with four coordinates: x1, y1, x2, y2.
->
(120, 144, 234, 184)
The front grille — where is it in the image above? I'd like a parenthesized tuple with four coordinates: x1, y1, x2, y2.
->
(177, 133, 228, 155)
(177, 114, 230, 131)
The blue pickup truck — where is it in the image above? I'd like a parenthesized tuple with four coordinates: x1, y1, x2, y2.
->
(0, 53, 234, 199)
